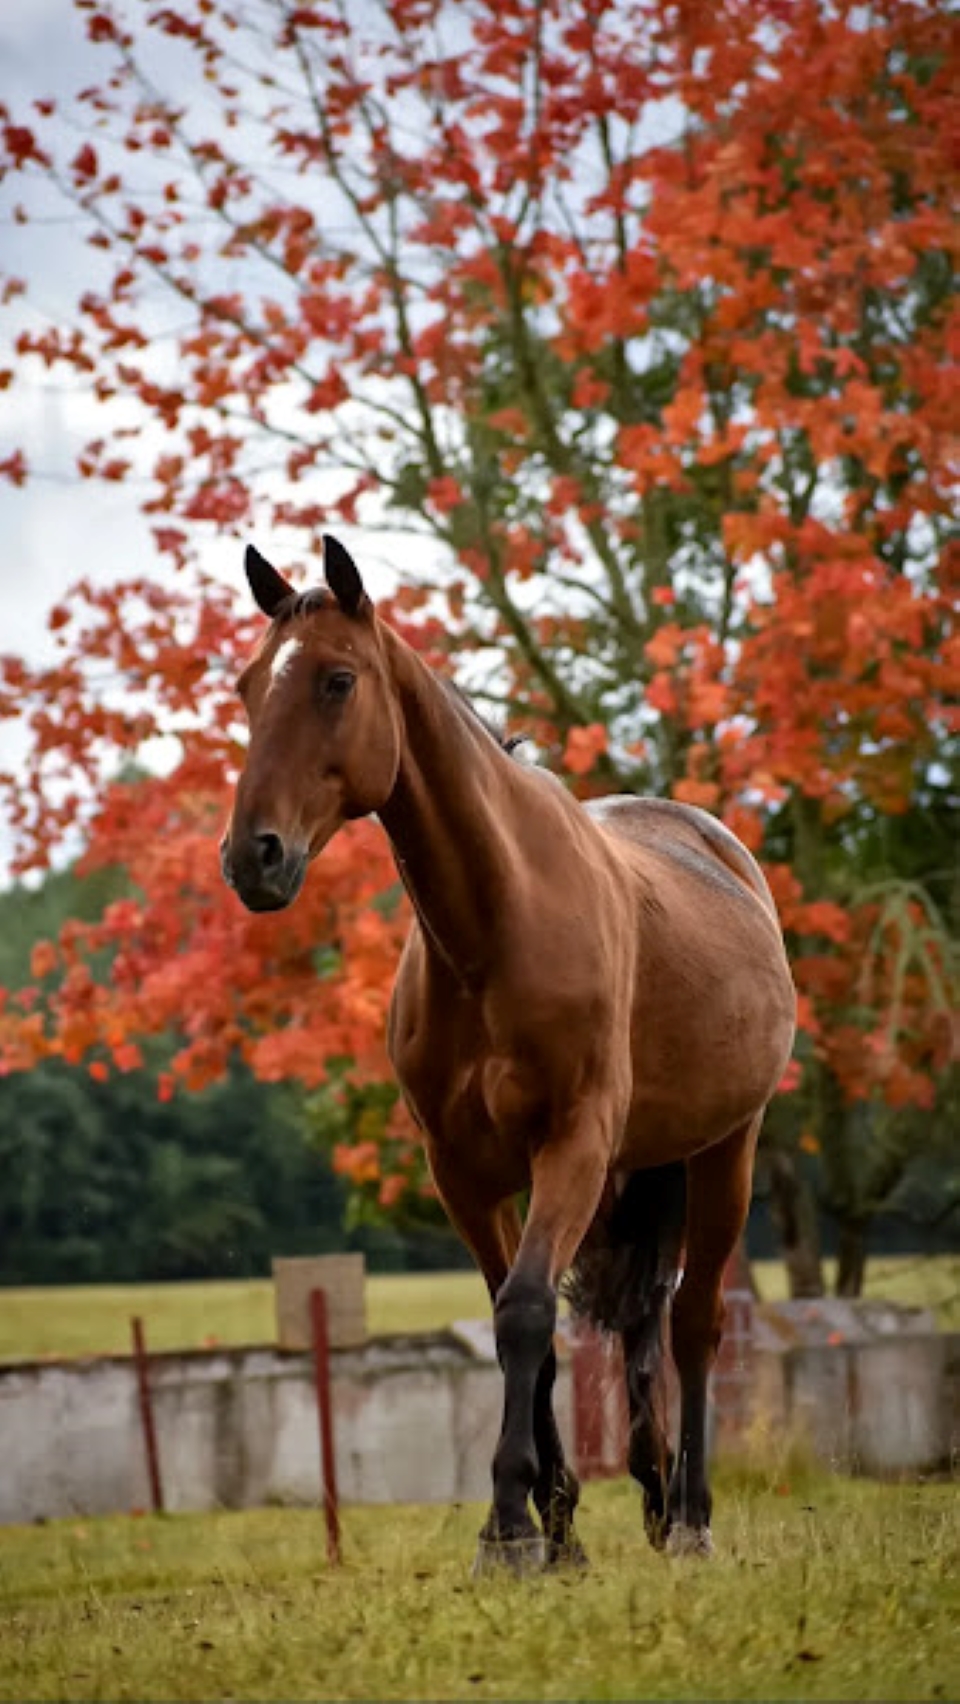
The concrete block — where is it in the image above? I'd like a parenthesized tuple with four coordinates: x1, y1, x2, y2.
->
(787, 1344, 856, 1469)
(272, 1254, 366, 1349)
(852, 1336, 947, 1474)
(944, 1333, 960, 1467)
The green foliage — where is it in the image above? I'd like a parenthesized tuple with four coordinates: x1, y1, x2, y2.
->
(0, 867, 127, 989)
(0, 858, 351, 1281)
(304, 1064, 472, 1272)
(0, 1059, 346, 1284)
(761, 755, 959, 1294)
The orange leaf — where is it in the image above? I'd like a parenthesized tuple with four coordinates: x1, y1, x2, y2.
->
(562, 723, 607, 776)
(673, 778, 719, 810)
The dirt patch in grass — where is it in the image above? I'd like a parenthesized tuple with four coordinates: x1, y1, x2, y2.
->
(0, 1474, 956, 1702)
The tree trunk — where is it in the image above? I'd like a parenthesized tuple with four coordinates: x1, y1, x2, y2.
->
(767, 1149, 825, 1298)
(835, 1218, 867, 1297)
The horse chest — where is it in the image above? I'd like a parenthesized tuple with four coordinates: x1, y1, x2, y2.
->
(389, 923, 624, 1158)
(400, 1036, 547, 1142)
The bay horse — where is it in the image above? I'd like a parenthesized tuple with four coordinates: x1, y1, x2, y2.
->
(221, 535, 796, 1572)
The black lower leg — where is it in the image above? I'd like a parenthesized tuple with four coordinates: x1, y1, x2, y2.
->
(665, 1119, 757, 1550)
(482, 1274, 556, 1547)
(667, 1368, 712, 1533)
(623, 1332, 674, 1549)
(531, 1347, 586, 1566)
(667, 1284, 719, 1537)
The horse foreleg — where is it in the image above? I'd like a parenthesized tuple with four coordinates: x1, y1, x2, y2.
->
(477, 1129, 607, 1577)
(666, 1117, 759, 1557)
(531, 1345, 586, 1568)
(425, 1158, 537, 1572)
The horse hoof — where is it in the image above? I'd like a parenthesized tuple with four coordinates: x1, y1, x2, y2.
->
(665, 1522, 714, 1559)
(644, 1512, 669, 1552)
(472, 1534, 546, 1579)
(546, 1536, 589, 1572)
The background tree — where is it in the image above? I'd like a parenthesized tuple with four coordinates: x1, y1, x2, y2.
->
(0, 866, 468, 1280)
(1, 0, 956, 1291)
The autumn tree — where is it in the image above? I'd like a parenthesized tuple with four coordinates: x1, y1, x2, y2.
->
(1, 0, 956, 1285)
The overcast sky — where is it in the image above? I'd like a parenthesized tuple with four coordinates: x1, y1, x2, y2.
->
(1, 0, 126, 650)
(0, 2, 158, 880)
(0, 2, 417, 884)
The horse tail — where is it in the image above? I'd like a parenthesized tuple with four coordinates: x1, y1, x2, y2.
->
(564, 1162, 687, 1366)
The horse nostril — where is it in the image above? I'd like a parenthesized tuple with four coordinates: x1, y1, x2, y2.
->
(256, 832, 284, 874)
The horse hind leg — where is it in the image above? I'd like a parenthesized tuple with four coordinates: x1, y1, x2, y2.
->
(624, 1164, 687, 1548)
(665, 1117, 760, 1559)
(568, 1162, 687, 1551)
(625, 1347, 674, 1550)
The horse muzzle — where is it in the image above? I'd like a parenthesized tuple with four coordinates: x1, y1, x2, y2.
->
(220, 830, 307, 913)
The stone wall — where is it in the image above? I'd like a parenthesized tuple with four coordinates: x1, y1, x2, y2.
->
(0, 1326, 955, 1527)
(0, 1334, 557, 1525)
(748, 1334, 958, 1474)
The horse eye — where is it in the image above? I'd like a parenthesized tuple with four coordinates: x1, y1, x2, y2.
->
(323, 670, 356, 702)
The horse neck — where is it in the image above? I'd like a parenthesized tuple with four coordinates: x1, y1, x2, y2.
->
(377, 625, 522, 983)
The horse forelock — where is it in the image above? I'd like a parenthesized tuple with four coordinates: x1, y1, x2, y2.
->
(273, 586, 337, 625)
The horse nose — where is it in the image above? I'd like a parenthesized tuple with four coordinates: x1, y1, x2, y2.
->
(255, 831, 284, 875)
(223, 826, 306, 912)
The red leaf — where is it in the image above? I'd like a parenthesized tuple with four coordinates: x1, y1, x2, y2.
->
(86, 13, 118, 42)
(0, 450, 27, 487)
(427, 476, 463, 514)
(72, 143, 98, 180)
(777, 1061, 802, 1094)
(3, 125, 50, 168)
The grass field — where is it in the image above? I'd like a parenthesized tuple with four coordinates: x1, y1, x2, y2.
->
(0, 1257, 957, 1362)
(0, 1472, 956, 1702)
(0, 1271, 490, 1361)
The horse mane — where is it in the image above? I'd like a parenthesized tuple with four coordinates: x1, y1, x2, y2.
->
(442, 679, 528, 758)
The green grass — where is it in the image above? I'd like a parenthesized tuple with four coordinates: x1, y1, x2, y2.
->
(0, 1258, 956, 1364)
(0, 1474, 956, 1701)
(0, 1271, 490, 1362)
(757, 1253, 960, 1329)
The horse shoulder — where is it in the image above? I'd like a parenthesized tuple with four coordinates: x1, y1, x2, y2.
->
(387, 925, 484, 1123)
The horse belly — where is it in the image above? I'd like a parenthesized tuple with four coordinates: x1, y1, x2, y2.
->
(623, 918, 795, 1161)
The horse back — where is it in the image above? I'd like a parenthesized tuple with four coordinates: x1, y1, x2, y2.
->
(584, 794, 777, 915)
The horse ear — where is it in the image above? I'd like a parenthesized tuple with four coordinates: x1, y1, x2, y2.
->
(245, 544, 294, 618)
(323, 533, 368, 617)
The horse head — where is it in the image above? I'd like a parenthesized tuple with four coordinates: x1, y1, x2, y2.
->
(221, 535, 400, 912)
